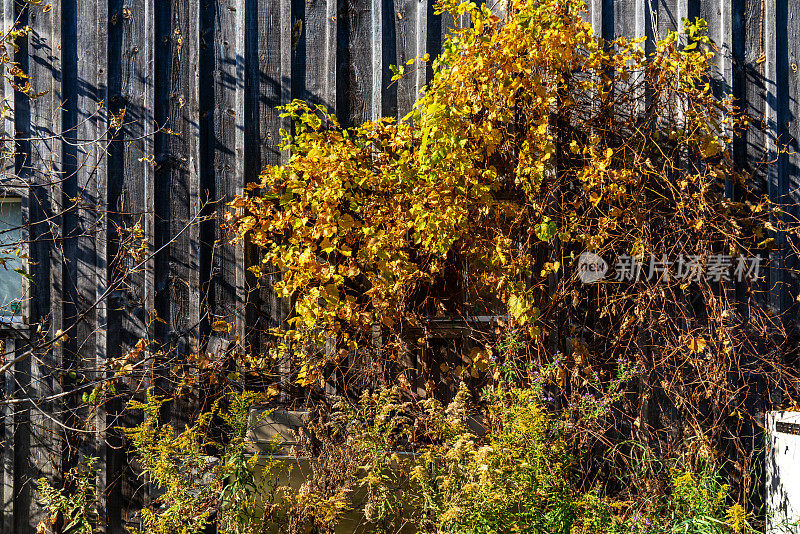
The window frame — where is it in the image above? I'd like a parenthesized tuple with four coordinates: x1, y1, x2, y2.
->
(0, 187, 29, 328)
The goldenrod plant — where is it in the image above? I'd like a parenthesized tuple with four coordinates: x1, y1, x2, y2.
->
(121, 390, 279, 534)
(36, 458, 100, 534)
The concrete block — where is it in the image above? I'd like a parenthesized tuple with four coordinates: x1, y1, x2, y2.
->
(767, 411, 800, 533)
(246, 408, 308, 453)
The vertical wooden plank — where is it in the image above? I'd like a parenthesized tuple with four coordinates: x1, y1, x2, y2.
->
(138, 0, 170, 524)
(107, 0, 155, 528)
(187, 0, 203, 366)
(6, 2, 39, 529)
(763, 0, 789, 413)
(26, 0, 57, 328)
(296, 0, 336, 111)
(234, 0, 248, 345)
(58, 9, 81, 532)
(636, 0, 652, 53)
(637, 0, 651, 113)
(23, 1, 63, 530)
(337, 0, 377, 126)
(370, 0, 383, 120)
(73, 0, 108, 530)
(764, 0, 790, 319)
(606, 0, 649, 115)
(147, 0, 203, 388)
(248, 0, 290, 331)
(153, 0, 171, 360)
(416, 0, 431, 87)
(38, 3, 64, 502)
(96, 5, 110, 526)
(208, 0, 245, 336)
(729, 0, 747, 176)
(337, 0, 382, 392)
(653, 0, 680, 39)
(725, 0, 762, 504)
(699, 0, 736, 196)
(675, 0, 687, 38)
(377, 0, 395, 118)
(698, 0, 731, 97)
(251, 0, 292, 398)
(612, 0, 638, 39)
(0, 0, 14, 186)
(13, 34, 32, 534)
(785, 0, 800, 329)
(393, 0, 426, 117)
(107, 0, 154, 373)
(742, 0, 765, 193)
(198, 0, 215, 360)
(739, 0, 766, 222)
(718, 0, 735, 90)
(153, 0, 205, 463)
(2, 339, 14, 534)
(675, 0, 694, 26)
(157, 0, 203, 367)
(599, 0, 614, 41)
(588, 0, 603, 38)
(42, 0, 63, 497)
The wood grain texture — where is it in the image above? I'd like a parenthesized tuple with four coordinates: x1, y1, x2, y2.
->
(588, 0, 603, 37)
(0, 4, 22, 533)
(245, 0, 291, 358)
(393, 0, 426, 117)
(106, 0, 155, 528)
(21, 2, 63, 531)
(785, 0, 800, 329)
(337, 0, 376, 126)
(297, 0, 336, 111)
(250, 0, 293, 398)
(2, 339, 14, 534)
(71, 0, 110, 531)
(764, 0, 790, 318)
(208, 0, 244, 336)
(612, 0, 638, 39)
(0, 0, 13, 186)
(150, 0, 204, 386)
(107, 0, 155, 362)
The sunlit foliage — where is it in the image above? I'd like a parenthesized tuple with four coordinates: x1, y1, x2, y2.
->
(230, 0, 789, 514)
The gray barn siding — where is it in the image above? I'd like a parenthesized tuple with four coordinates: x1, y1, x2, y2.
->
(0, 0, 794, 531)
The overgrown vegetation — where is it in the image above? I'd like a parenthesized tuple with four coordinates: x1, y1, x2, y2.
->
(38, 378, 762, 533)
(36, 0, 800, 531)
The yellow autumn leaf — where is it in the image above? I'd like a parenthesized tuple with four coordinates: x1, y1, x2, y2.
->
(684, 336, 707, 353)
(339, 213, 356, 230)
(320, 237, 334, 253)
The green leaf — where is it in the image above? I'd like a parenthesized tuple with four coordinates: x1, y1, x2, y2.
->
(14, 268, 33, 282)
(534, 217, 557, 242)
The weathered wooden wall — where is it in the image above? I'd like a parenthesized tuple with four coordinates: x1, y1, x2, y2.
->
(0, 0, 796, 531)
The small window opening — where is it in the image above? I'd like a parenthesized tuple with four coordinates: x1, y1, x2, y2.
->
(0, 197, 26, 321)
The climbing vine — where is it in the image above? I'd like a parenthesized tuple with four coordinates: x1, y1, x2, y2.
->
(229, 0, 797, 512)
